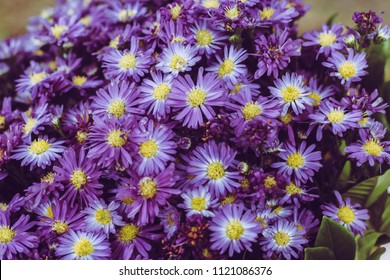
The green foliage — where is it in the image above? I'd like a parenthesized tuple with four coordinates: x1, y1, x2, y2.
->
(356, 230, 384, 259)
(304, 247, 334, 260)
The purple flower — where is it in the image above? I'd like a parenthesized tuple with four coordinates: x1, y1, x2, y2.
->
(158, 204, 180, 240)
(353, 10, 383, 35)
(345, 137, 390, 166)
(178, 186, 218, 218)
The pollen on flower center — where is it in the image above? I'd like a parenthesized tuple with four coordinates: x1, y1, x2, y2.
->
(280, 113, 293, 124)
(0, 226, 16, 244)
(188, 88, 207, 107)
(170, 4, 182, 20)
(327, 109, 345, 123)
(218, 58, 235, 77)
(202, 0, 220, 9)
(107, 99, 126, 118)
(118, 223, 139, 243)
(207, 162, 225, 180)
(241, 102, 261, 120)
(109, 36, 120, 49)
(70, 169, 87, 190)
(41, 172, 56, 184)
(170, 55, 187, 71)
(0, 115, 5, 129)
(121, 197, 135, 205)
(274, 231, 290, 247)
(23, 117, 37, 134)
(73, 238, 94, 257)
(308, 92, 322, 106)
(281, 86, 301, 103)
(285, 182, 302, 195)
(95, 209, 111, 225)
(30, 72, 47, 85)
(338, 61, 357, 79)
(318, 31, 337, 46)
(225, 5, 240, 20)
(225, 220, 244, 240)
(118, 9, 135, 22)
(152, 83, 171, 100)
(196, 29, 213, 46)
(52, 221, 69, 234)
(51, 24, 68, 39)
(259, 7, 275, 20)
(337, 206, 356, 224)
(230, 83, 242, 95)
(118, 53, 137, 70)
(72, 75, 87, 86)
(286, 152, 305, 169)
(106, 129, 126, 147)
(139, 177, 158, 199)
(264, 176, 277, 189)
(363, 139, 383, 156)
(139, 139, 159, 158)
(167, 212, 175, 226)
(29, 139, 51, 155)
(191, 197, 207, 211)
(0, 203, 8, 211)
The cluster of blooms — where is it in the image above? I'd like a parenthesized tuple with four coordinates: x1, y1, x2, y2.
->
(0, 0, 389, 260)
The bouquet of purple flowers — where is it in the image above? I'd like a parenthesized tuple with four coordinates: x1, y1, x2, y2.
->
(0, 0, 389, 260)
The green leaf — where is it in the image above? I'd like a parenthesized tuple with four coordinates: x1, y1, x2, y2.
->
(304, 247, 335, 260)
(356, 230, 384, 260)
(314, 216, 356, 260)
(367, 247, 386, 260)
(380, 196, 390, 233)
(338, 160, 351, 182)
(343, 176, 378, 206)
(366, 170, 390, 208)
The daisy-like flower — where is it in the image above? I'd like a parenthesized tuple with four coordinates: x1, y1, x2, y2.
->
(186, 140, 242, 198)
(306, 77, 335, 107)
(167, 67, 225, 129)
(209, 203, 261, 257)
(260, 219, 308, 260)
(156, 43, 201, 76)
(206, 45, 248, 89)
(309, 101, 362, 141)
(92, 81, 144, 119)
(293, 208, 319, 236)
(322, 48, 368, 87)
(321, 191, 370, 235)
(103, 37, 152, 82)
(106, 1, 147, 23)
(15, 62, 51, 95)
(82, 199, 124, 235)
(54, 148, 103, 207)
(302, 24, 345, 58)
(178, 186, 218, 218)
(158, 204, 180, 239)
(21, 103, 51, 137)
(56, 230, 111, 260)
(133, 119, 177, 176)
(12, 136, 66, 170)
(345, 136, 390, 166)
(279, 181, 319, 207)
(271, 141, 322, 185)
(268, 72, 312, 116)
(190, 21, 228, 56)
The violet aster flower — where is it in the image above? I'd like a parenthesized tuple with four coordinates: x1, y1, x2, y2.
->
(260, 219, 308, 260)
(353, 10, 383, 35)
(0, 212, 38, 260)
(167, 67, 225, 129)
(105, 1, 147, 23)
(271, 141, 322, 185)
(345, 137, 390, 166)
(12, 136, 66, 170)
(279, 181, 319, 207)
(293, 208, 319, 236)
(269, 72, 312, 116)
(254, 1, 299, 26)
(21, 103, 51, 137)
(306, 77, 335, 107)
(56, 230, 111, 260)
(103, 37, 152, 82)
(178, 186, 218, 218)
(15, 62, 53, 95)
(209, 203, 261, 257)
(158, 19, 193, 45)
(321, 191, 369, 235)
(186, 140, 242, 198)
(158, 204, 180, 239)
(322, 48, 368, 87)
(0, 194, 25, 215)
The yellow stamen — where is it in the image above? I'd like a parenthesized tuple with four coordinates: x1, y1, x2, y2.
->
(264, 176, 277, 189)
(118, 224, 139, 243)
(29, 139, 51, 155)
(118, 53, 137, 69)
(139, 177, 158, 199)
(196, 29, 213, 46)
(70, 169, 87, 190)
(337, 206, 355, 224)
(225, 5, 240, 20)
(191, 197, 207, 211)
(0, 227, 16, 244)
(95, 209, 111, 225)
(259, 7, 275, 20)
(152, 83, 170, 100)
(281, 86, 301, 103)
(41, 172, 56, 184)
(218, 58, 234, 78)
(30, 72, 47, 85)
(139, 139, 158, 158)
(51, 24, 68, 39)
(308, 92, 322, 106)
(241, 102, 261, 120)
(286, 152, 305, 169)
(107, 100, 126, 118)
(46, 205, 54, 219)
(338, 61, 357, 79)
(72, 75, 87, 86)
(363, 139, 383, 156)
(285, 182, 302, 195)
(318, 31, 337, 46)
(170, 55, 186, 71)
(23, 118, 37, 134)
(225, 220, 244, 240)
(106, 129, 126, 147)
(202, 0, 220, 9)
(170, 5, 182, 20)
(280, 112, 293, 124)
(207, 162, 225, 180)
(52, 221, 69, 234)
(327, 109, 345, 123)
(188, 88, 206, 108)
(73, 238, 94, 257)
(274, 231, 290, 246)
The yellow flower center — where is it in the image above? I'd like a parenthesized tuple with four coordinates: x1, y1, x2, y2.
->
(52, 221, 69, 234)
(221, 194, 236, 206)
(72, 75, 87, 86)
(46, 205, 54, 219)
(95, 209, 111, 225)
(337, 206, 356, 224)
(118, 223, 139, 243)
(70, 169, 87, 190)
(81, 16, 92, 26)
(274, 231, 290, 247)
(280, 113, 293, 124)
(218, 58, 235, 78)
(308, 92, 322, 106)
(240, 178, 250, 189)
(196, 29, 213, 46)
(202, 0, 220, 8)
(191, 197, 207, 211)
(139, 177, 158, 199)
(259, 7, 275, 20)
(29, 139, 51, 155)
(23, 118, 37, 134)
(109, 36, 120, 49)
(241, 102, 261, 120)
(118, 53, 137, 69)
(139, 139, 158, 158)
(51, 24, 68, 39)
(170, 4, 182, 20)
(264, 176, 277, 189)
(0, 203, 8, 211)
(255, 216, 267, 227)
(318, 31, 337, 46)
(73, 238, 94, 257)
(0, 115, 5, 129)
(170, 55, 187, 71)
(167, 212, 175, 226)
(225, 220, 244, 240)
(188, 88, 207, 108)
(230, 83, 242, 95)
(225, 5, 240, 20)
(122, 197, 135, 205)
(281, 86, 301, 103)
(106, 129, 126, 147)
(363, 139, 383, 156)
(358, 117, 369, 126)
(327, 109, 345, 123)
(338, 61, 357, 79)
(207, 162, 225, 180)
(76, 131, 88, 143)
(118, 9, 135, 21)
(285, 182, 302, 195)
(286, 152, 305, 169)
(152, 83, 171, 100)
(272, 206, 283, 214)
(30, 72, 47, 85)
(0, 227, 16, 244)
(171, 36, 185, 44)
(107, 100, 126, 118)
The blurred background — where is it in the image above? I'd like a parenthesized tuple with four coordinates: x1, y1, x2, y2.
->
(0, 0, 389, 40)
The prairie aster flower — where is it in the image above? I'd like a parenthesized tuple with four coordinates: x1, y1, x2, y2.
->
(345, 137, 390, 166)
(190, 21, 228, 56)
(159, 204, 180, 239)
(178, 186, 218, 218)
